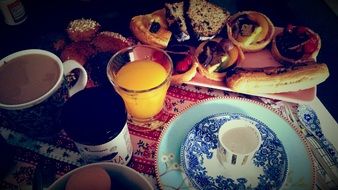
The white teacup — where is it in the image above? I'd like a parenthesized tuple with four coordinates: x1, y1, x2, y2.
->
(0, 49, 87, 139)
(217, 119, 262, 168)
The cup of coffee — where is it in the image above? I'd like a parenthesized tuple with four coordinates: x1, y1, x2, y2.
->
(217, 118, 262, 168)
(0, 49, 87, 139)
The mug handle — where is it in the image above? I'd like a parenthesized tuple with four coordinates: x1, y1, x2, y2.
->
(63, 60, 88, 97)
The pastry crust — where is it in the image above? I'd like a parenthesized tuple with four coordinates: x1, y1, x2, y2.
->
(130, 9, 172, 48)
(271, 26, 321, 65)
(226, 63, 329, 93)
(227, 11, 275, 52)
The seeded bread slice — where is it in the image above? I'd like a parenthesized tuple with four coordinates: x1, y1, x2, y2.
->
(186, 0, 229, 40)
(165, 1, 190, 42)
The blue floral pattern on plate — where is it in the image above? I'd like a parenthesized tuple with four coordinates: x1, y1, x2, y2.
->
(297, 105, 338, 165)
(156, 97, 315, 190)
(181, 113, 288, 190)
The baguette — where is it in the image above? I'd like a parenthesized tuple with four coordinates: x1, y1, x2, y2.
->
(225, 63, 329, 94)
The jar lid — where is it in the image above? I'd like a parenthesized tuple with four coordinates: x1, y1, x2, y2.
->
(61, 87, 127, 145)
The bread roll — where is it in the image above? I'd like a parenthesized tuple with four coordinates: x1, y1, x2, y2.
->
(226, 63, 329, 94)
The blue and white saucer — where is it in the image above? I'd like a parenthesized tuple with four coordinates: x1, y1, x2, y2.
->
(156, 97, 315, 190)
(180, 113, 288, 190)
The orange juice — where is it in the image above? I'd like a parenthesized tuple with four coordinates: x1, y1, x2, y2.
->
(115, 60, 170, 119)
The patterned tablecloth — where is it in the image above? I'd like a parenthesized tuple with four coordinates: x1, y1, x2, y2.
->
(0, 83, 337, 189)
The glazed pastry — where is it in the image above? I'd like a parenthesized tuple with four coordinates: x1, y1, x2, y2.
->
(67, 18, 101, 42)
(226, 62, 329, 93)
(227, 11, 275, 52)
(92, 31, 134, 53)
(195, 38, 244, 81)
(186, 0, 230, 41)
(130, 8, 172, 48)
(271, 25, 321, 65)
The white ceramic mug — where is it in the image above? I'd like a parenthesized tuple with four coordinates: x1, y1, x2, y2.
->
(217, 119, 262, 168)
(0, 49, 87, 139)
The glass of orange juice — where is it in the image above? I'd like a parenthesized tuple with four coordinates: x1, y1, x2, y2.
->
(107, 45, 173, 125)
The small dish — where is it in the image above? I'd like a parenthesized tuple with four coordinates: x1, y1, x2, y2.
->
(48, 162, 153, 190)
(180, 113, 288, 189)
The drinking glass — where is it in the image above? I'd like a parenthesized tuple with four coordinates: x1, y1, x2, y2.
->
(107, 45, 173, 126)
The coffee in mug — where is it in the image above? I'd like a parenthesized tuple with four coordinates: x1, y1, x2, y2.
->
(0, 49, 87, 139)
(0, 54, 60, 105)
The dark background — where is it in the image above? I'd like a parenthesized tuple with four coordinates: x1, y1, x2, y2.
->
(1, 0, 337, 119)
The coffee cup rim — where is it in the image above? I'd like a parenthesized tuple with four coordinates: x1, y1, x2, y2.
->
(0, 49, 64, 110)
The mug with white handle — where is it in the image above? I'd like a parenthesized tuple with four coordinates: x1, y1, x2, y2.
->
(0, 49, 87, 139)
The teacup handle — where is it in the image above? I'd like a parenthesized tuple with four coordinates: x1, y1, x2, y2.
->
(63, 60, 88, 97)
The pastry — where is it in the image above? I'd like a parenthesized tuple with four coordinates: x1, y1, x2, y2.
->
(227, 11, 275, 52)
(92, 31, 134, 53)
(66, 18, 101, 42)
(226, 62, 329, 93)
(186, 0, 230, 41)
(271, 25, 321, 65)
(130, 8, 172, 48)
(60, 41, 96, 65)
(166, 45, 198, 84)
(195, 38, 244, 81)
(165, 1, 190, 42)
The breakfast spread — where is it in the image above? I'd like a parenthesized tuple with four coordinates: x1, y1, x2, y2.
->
(1, 2, 335, 190)
(271, 25, 321, 64)
(127, 0, 329, 94)
(57, 0, 329, 95)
